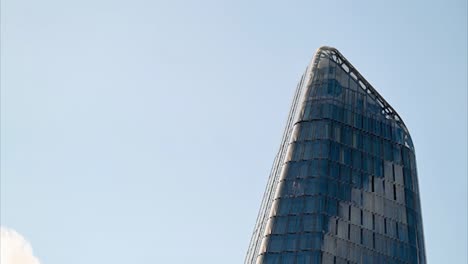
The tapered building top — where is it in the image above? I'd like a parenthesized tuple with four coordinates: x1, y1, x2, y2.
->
(245, 46, 426, 264)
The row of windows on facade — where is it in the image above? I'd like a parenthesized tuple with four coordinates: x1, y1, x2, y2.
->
(291, 119, 413, 167)
(300, 98, 409, 144)
(259, 251, 418, 264)
(285, 157, 399, 189)
(283, 159, 420, 195)
(284, 143, 418, 195)
(264, 210, 413, 244)
(286, 138, 414, 177)
(273, 190, 422, 227)
(280, 162, 421, 212)
(313, 58, 393, 119)
(300, 102, 409, 153)
(315, 59, 361, 91)
(301, 99, 394, 137)
(308, 78, 387, 118)
(259, 231, 420, 263)
(278, 176, 417, 212)
(321, 234, 423, 264)
(268, 196, 419, 233)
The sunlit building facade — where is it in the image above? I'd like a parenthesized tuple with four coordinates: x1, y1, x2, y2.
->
(245, 47, 426, 264)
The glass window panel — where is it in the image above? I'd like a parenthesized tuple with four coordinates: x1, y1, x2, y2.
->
(328, 181, 338, 197)
(273, 216, 287, 234)
(268, 235, 283, 252)
(356, 96, 364, 111)
(337, 220, 348, 239)
(278, 198, 291, 215)
(345, 109, 353, 126)
(398, 223, 408, 242)
(373, 138, 381, 157)
(290, 197, 304, 214)
(374, 177, 384, 195)
(336, 239, 349, 259)
(362, 173, 371, 192)
(384, 123, 392, 139)
(298, 234, 313, 250)
(343, 148, 352, 165)
(303, 142, 313, 160)
(333, 105, 344, 122)
(298, 162, 309, 178)
(281, 253, 295, 264)
(352, 150, 362, 169)
(338, 203, 350, 221)
(333, 123, 341, 143)
(351, 188, 362, 206)
(304, 197, 318, 213)
(348, 243, 362, 263)
(299, 122, 310, 140)
(305, 215, 321, 232)
(338, 182, 351, 201)
(385, 181, 394, 200)
(354, 113, 362, 129)
(363, 156, 374, 174)
(394, 145, 403, 165)
(292, 142, 303, 161)
(396, 185, 405, 203)
(327, 198, 338, 215)
(394, 164, 404, 185)
(319, 160, 329, 177)
(405, 190, 415, 210)
(363, 116, 370, 131)
(284, 163, 296, 179)
(343, 126, 352, 145)
(374, 214, 385, 233)
(350, 224, 361, 243)
(374, 158, 383, 177)
(287, 215, 301, 233)
(321, 140, 329, 158)
(363, 210, 373, 229)
(374, 195, 384, 215)
(387, 218, 396, 238)
(384, 161, 393, 181)
(330, 162, 340, 179)
(350, 171, 361, 189)
(340, 165, 351, 183)
(362, 229, 373, 248)
(263, 254, 280, 264)
(328, 217, 337, 235)
(351, 206, 361, 225)
(284, 234, 298, 251)
(315, 121, 325, 139)
(310, 104, 321, 119)
(375, 120, 382, 136)
(363, 134, 372, 153)
(374, 233, 385, 253)
(322, 103, 332, 119)
(356, 130, 363, 149)
(302, 103, 312, 120)
(322, 252, 334, 264)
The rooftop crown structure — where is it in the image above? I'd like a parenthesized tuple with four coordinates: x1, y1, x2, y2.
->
(245, 47, 426, 264)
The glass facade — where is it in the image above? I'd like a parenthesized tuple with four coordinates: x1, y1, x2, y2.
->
(245, 47, 426, 264)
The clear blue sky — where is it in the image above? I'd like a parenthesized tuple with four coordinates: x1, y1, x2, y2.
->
(1, 0, 466, 263)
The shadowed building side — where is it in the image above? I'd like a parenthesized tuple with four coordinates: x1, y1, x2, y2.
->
(245, 47, 426, 264)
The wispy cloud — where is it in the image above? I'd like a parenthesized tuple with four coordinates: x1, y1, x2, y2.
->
(0, 227, 40, 264)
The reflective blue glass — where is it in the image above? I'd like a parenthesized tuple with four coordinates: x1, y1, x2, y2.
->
(246, 47, 426, 264)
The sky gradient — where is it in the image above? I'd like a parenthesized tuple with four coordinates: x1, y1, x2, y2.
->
(1, 0, 467, 263)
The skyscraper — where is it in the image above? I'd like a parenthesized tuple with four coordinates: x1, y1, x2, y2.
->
(245, 46, 426, 264)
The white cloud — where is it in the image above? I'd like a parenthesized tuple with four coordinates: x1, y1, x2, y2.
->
(0, 227, 40, 264)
